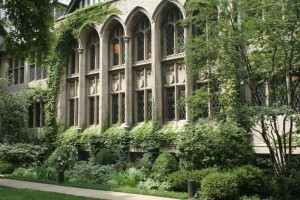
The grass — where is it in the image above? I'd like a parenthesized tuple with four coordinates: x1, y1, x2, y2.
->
(0, 186, 100, 200)
(5, 175, 187, 199)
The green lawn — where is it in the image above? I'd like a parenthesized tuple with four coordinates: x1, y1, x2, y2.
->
(0, 186, 100, 200)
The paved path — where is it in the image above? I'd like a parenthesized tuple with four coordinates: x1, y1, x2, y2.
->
(0, 178, 180, 200)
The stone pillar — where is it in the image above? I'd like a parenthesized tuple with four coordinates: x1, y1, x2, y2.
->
(152, 22, 163, 125)
(184, 25, 192, 123)
(77, 48, 86, 130)
(99, 35, 109, 130)
(124, 36, 132, 129)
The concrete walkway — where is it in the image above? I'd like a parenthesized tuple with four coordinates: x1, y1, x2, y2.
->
(0, 178, 180, 200)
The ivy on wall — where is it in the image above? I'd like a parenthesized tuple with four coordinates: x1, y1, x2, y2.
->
(42, 3, 117, 150)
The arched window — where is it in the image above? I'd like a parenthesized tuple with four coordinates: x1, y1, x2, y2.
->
(87, 30, 99, 71)
(163, 6, 184, 56)
(134, 16, 151, 62)
(110, 25, 124, 66)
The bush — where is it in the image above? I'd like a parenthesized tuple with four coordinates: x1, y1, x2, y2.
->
(0, 161, 14, 173)
(168, 168, 218, 192)
(45, 145, 78, 172)
(65, 161, 115, 184)
(93, 148, 117, 165)
(152, 152, 178, 176)
(176, 120, 254, 169)
(0, 143, 46, 167)
(200, 172, 239, 199)
(232, 165, 265, 196)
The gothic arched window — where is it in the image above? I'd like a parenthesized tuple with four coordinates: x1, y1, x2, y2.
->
(110, 25, 125, 66)
(87, 30, 99, 71)
(134, 16, 151, 62)
(163, 6, 184, 56)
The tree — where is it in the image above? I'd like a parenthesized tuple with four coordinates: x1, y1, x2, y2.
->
(186, 0, 300, 173)
(0, 0, 57, 56)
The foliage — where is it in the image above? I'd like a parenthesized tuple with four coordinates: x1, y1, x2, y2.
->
(0, 143, 46, 167)
(64, 161, 115, 184)
(176, 120, 253, 169)
(0, 79, 34, 144)
(137, 178, 171, 191)
(200, 172, 239, 200)
(273, 159, 300, 200)
(45, 145, 78, 172)
(0, 160, 14, 173)
(13, 166, 57, 181)
(232, 165, 265, 197)
(93, 148, 117, 165)
(152, 152, 179, 176)
(186, 0, 300, 173)
(2, 0, 54, 56)
(168, 168, 219, 192)
(130, 122, 177, 162)
(106, 167, 145, 187)
(41, 3, 116, 150)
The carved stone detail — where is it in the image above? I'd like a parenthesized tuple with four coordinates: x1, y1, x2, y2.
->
(165, 66, 175, 85)
(177, 66, 186, 84)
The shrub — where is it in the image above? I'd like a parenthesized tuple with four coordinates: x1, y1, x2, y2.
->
(232, 165, 265, 196)
(65, 161, 115, 184)
(0, 143, 46, 167)
(168, 170, 190, 191)
(176, 120, 253, 169)
(136, 153, 154, 174)
(152, 152, 179, 176)
(93, 148, 117, 165)
(137, 178, 171, 191)
(45, 145, 78, 172)
(200, 171, 239, 199)
(0, 161, 14, 173)
(168, 168, 218, 192)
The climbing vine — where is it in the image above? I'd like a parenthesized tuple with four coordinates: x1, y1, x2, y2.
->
(42, 3, 117, 150)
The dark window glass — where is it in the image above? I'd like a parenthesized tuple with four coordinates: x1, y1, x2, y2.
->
(112, 94, 119, 124)
(177, 25, 184, 53)
(147, 90, 152, 120)
(147, 31, 152, 59)
(14, 69, 18, 85)
(90, 45, 95, 70)
(121, 93, 125, 123)
(30, 64, 35, 81)
(43, 66, 48, 79)
(166, 87, 175, 120)
(35, 103, 41, 127)
(36, 67, 42, 80)
(96, 96, 99, 124)
(28, 105, 34, 128)
(20, 67, 24, 84)
(137, 32, 144, 61)
(122, 39, 125, 64)
(89, 97, 95, 125)
(178, 86, 186, 120)
(69, 100, 75, 126)
(113, 39, 119, 66)
(71, 50, 76, 74)
(137, 91, 144, 122)
(166, 25, 174, 55)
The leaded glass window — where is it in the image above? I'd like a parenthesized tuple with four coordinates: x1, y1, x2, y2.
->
(166, 87, 175, 121)
(8, 58, 25, 85)
(137, 91, 145, 122)
(89, 97, 95, 125)
(251, 81, 266, 106)
(164, 64, 186, 121)
(121, 93, 125, 123)
(87, 30, 99, 71)
(112, 94, 119, 124)
(292, 78, 300, 112)
(137, 33, 144, 61)
(134, 16, 151, 62)
(163, 6, 183, 56)
(111, 25, 124, 67)
(178, 86, 186, 120)
(69, 99, 75, 126)
(28, 103, 45, 128)
(166, 25, 174, 55)
(147, 90, 152, 120)
(30, 64, 35, 81)
(70, 50, 76, 74)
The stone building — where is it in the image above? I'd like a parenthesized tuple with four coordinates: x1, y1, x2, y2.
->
(0, 0, 299, 154)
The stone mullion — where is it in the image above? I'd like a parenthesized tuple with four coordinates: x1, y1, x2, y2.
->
(184, 25, 192, 123)
(124, 36, 132, 128)
(77, 48, 86, 130)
